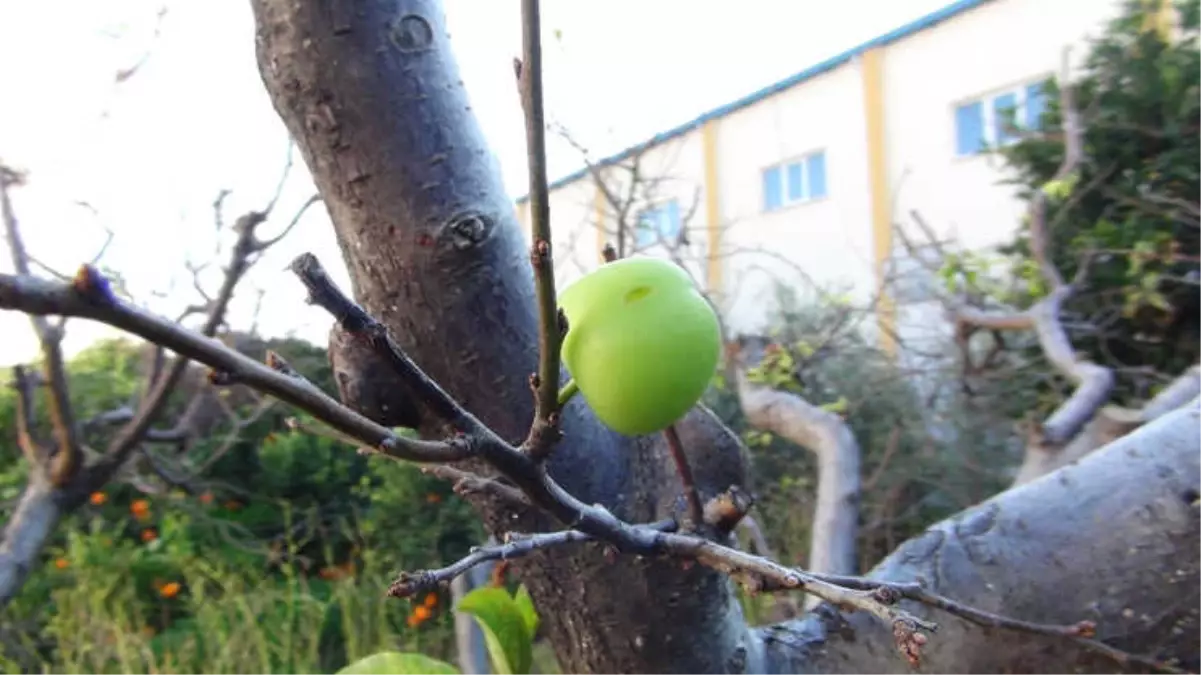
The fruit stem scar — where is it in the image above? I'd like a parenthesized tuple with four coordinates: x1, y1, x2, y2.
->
(557, 379, 579, 407)
(624, 286, 653, 304)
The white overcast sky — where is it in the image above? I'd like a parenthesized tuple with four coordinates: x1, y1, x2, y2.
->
(0, 0, 951, 366)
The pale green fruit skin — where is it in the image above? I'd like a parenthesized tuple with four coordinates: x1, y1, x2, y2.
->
(558, 257, 721, 436)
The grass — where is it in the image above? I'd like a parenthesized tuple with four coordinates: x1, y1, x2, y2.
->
(0, 521, 457, 674)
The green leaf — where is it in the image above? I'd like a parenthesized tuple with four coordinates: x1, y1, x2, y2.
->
(337, 652, 459, 675)
(391, 426, 421, 439)
(1041, 171, 1079, 199)
(513, 585, 540, 638)
(821, 396, 849, 414)
(457, 586, 534, 675)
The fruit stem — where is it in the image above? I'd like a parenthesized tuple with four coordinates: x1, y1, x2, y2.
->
(556, 379, 579, 407)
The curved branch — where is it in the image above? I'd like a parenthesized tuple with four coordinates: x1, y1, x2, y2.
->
(730, 337, 861, 581)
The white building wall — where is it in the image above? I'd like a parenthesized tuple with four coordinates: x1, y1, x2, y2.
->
(523, 178, 598, 291)
(714, 61, 875, 335)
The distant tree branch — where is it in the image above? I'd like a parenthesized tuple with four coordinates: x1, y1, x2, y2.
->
(0, 154, 309, 606)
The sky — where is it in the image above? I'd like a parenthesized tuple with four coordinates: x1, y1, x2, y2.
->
(0, 0, 952, 367)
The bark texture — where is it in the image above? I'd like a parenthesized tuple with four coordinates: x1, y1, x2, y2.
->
(249, 2, 1200, 672)
(760, 401, 1200, 673)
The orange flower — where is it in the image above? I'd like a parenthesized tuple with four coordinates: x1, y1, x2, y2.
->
(158, 582, 181, 598)
(198, 492, 213, 505)
(141, 528, 158, 543)
(406, 613, 421, 628)
(130, 499, 151, 520)
(425, 493, 442, 504)
(89, 492, 107, 506)
(423, 593, 438, 608)
(413, 605, 432, 622)
(54, 558, 69, 570)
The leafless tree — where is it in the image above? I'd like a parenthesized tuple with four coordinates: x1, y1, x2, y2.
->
(0, 2, 1195, 673)
(0, 154, 315, 605)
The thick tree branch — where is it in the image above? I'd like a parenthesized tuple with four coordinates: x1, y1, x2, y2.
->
(1014, 362, 1201, 484)
(731, 336, 860, 585)
(761, 401, 1198, 674)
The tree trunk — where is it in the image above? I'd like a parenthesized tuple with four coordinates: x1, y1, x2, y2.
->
(0, 475, 62, 606)
(251, 2, 754, 672)
(248, 2, 1200, 672)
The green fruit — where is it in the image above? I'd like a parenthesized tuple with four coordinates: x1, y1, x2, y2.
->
(558, 256, 721, 435)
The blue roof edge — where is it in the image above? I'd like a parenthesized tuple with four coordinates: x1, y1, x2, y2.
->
(514, 0, 995, 204)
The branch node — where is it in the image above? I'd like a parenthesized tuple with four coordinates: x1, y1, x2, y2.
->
(72, 264, 115, 303)
(207, 370, 238, 387)
(602, 243, 618, 263)
(702, 485, 755, 534)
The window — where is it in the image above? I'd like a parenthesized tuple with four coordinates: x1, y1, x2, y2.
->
(635, 200, 681, 248)
(763, 151, 828, 211)
(955, 79, 1050, 156)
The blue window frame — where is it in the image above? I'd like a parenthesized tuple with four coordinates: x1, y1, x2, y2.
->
(763, 150, 828, 211)
(955, 101, 985, 156)
(763, 166, 783, 211)
(807, 152, 827, 200)
(955, 78, 1052, 157)
(636, 200, 681, 248)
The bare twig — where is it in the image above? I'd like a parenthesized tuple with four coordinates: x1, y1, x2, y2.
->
(387, 520, 678, 598)
(516, 0, 565, 461)
(663, 424, 705, 529)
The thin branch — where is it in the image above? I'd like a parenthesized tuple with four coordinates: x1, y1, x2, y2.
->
(0, 267, 473, 465)
(419, 465, 532, 508)
(663, 424, 704, 529)
(257, 193, 320, 251)
(11, 366, 42, 466)
(1, 164, 83, 486)
(288, 253, 488, 438)
(516, 0, 565, 461)
(387, 520, 678, 598)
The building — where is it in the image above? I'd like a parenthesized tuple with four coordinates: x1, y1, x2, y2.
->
(514, 0, 1127, 349)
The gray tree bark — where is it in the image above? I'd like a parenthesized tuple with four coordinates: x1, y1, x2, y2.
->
(248, 1, 1200, 672)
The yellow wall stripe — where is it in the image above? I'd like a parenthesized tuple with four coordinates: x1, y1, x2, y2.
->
(701, 120, 723, 305)
(861, 47, 897, 357)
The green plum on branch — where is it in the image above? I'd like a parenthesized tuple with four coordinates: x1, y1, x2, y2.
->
(557, 257, 721, 436)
